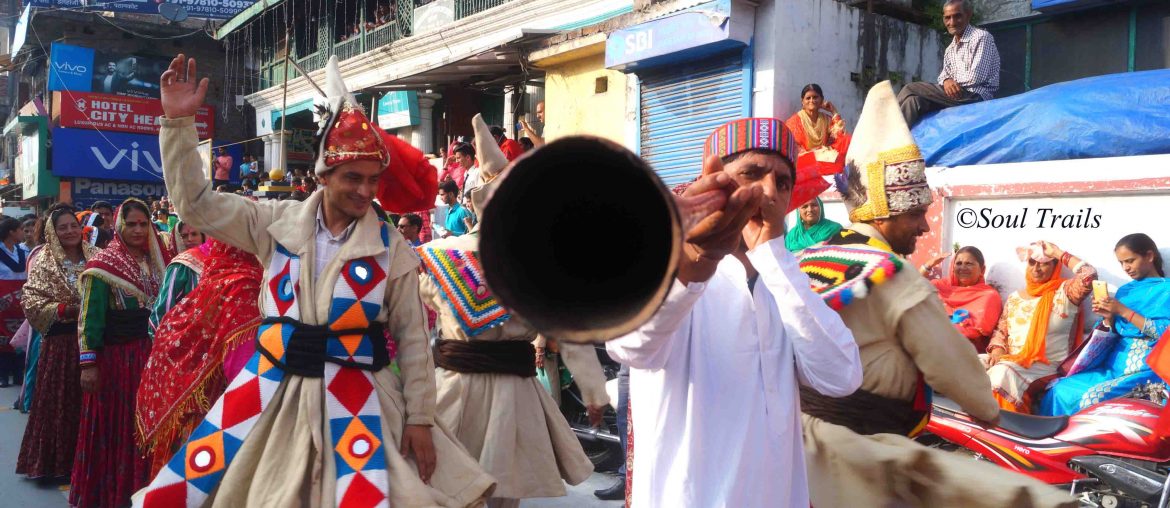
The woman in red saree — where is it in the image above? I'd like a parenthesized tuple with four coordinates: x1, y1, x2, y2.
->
(784, 84, 852, 175)
(72, 198, 171, 508)
(17, 204, 97, 480)
(136, 239, 263, 476)
(924, 246, 1004, 353)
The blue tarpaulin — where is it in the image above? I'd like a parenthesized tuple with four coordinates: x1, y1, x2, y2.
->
(911, 70, 1170, 167)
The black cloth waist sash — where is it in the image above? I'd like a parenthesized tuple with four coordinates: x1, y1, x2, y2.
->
(47, 320, 77, 336)
(103, 309, 150, 345)
(434, 339, 537, 378)
(800, 385, 929, 437)
(254, 316, 389, 378)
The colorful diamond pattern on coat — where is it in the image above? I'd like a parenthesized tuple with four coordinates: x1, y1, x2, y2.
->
(416, 247, 510, 336)
(139, 223, 393, 508)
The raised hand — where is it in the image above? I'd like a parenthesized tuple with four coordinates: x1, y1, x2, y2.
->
(675, 156, 762, 284)
(160, 54, 210, 119)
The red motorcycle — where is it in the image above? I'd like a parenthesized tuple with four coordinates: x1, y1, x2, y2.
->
(918, 385, 1170, 507)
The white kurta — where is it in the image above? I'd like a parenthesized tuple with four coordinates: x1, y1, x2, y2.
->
(607, 238, 863, 508)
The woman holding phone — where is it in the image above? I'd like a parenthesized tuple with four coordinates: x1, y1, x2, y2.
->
(1040, 233, 1170, 416)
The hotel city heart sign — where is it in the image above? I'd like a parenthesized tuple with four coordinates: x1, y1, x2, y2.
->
(58, 91, 215, 139)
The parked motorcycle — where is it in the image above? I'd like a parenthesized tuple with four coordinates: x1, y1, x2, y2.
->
(542, 343, 625, 473)
(918, 383, 1170, 508)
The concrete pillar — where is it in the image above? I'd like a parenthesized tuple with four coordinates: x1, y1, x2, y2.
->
(416, 92, 441, 155)
(262, 135, 274, 173)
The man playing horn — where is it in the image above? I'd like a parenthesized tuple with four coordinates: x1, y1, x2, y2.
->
(606, 118, 864, 507)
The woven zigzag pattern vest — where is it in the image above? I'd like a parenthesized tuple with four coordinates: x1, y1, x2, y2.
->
(140, 224, 395, 508)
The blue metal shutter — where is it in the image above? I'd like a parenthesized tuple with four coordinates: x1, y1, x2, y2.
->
(639, 51, 748, 188)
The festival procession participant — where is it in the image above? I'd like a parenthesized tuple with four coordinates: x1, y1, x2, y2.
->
(0, 217, 29, 389)
(795, 81, 1075, 508)
(16, 204, 96, 481)
(172, 220, 206, 253)
(148, 231, 209, 338)
(73, 198, 171, 508)
(419, 115, 609, 508)
(136, 54, 494, 508)
(785, 197, 842, 252)
(922, 245, 1005, 353)
(1041, 233, 1170, 416)
(983, 241, 1095, 412)
(136, 239, 264, 476)
(607, 117, 864, 507)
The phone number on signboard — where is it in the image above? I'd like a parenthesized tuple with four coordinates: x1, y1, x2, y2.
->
(174, 0, 252, 9)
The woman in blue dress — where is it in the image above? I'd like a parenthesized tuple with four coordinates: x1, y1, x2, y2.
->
(1040, 233, 1170, 416)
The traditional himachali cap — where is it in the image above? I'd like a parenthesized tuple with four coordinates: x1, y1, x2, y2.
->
(313, 56, 437, 213)
(701, 117, 829, 214)
(838, 81, 932, 223)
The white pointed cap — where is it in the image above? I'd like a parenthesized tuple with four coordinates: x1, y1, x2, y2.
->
(841, 81, 930, 222)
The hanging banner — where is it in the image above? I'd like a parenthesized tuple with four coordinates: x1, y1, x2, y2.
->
(27, 0, 253, 20)
(51, 128, 165, 182)
(57, 91, 215, 139)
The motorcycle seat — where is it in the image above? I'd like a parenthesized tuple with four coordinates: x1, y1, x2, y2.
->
(997, 411, 1069, 440)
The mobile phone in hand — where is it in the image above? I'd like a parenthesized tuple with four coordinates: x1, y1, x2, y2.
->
(1092, 280, 1108, 301)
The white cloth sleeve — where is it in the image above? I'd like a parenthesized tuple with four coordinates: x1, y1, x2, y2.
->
(606, 279, 704, 371)
(746, 237, 863, 397)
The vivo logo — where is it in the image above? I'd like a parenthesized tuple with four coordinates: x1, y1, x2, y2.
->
(54, 61, 88, 75)
(90, 142, 161, 173)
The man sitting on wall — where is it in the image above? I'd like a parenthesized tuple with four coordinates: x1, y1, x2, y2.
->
(897, 0, 1000, 126)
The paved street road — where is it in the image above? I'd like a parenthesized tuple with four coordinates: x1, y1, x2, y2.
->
(2, 384, 622, 507)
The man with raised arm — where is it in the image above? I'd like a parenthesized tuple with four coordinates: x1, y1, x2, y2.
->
(134, 54, 494, 508)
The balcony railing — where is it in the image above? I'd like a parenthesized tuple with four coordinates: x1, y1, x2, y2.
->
(454, 0, 511, 20)
(255, 0, 520, 90)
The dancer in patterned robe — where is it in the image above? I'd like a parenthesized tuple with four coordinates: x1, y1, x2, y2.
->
(134, 54, 493, 508)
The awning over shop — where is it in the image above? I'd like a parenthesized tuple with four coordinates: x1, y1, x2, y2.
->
(365, 29, 554, 91)
(215, 0, 286, 40)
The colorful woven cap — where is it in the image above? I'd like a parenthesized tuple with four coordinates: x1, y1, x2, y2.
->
(697, 117, 829, 213)
(703, 117, 800, 167)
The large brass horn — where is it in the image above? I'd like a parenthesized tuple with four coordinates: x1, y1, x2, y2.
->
(478, 136, 682, 343)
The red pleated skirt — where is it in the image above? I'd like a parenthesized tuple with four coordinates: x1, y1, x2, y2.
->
(70, 338, 151, 508)
(16, 332, 82, 479)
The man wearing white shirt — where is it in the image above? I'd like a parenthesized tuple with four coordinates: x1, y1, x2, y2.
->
(607, 118, 863, 508)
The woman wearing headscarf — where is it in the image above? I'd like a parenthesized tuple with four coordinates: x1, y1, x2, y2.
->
(16, 204, 96, 481)
(15, 217, 49, 413)
(922, 246, 1003, 352)
(72, 198, 171, 508)
(1040, 234, 1170, 416)
(785, 197, 842, 252)
(983, 241, 1095, 413)
(147, 222, 208, 339)
(137, 239, 262, 476)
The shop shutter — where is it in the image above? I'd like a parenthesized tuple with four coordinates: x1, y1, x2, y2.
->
(639, 50, 748, 189)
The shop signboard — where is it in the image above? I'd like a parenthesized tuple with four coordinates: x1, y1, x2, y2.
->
(377, 91, 421, 129)
(28, 0, 252, 20)
(57, 91, 215, 139)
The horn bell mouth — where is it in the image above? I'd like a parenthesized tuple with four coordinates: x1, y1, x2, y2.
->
(479, 136, 682, 343)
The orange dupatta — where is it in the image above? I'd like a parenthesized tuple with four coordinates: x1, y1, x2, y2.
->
(1002, 269, 1067, 368)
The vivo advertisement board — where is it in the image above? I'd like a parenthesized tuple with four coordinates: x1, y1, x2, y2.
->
(52, 127, 165, 183)
(49, 43, 171, 98)
(53, 128, 244, 184)
(28, 0, 252, 20)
